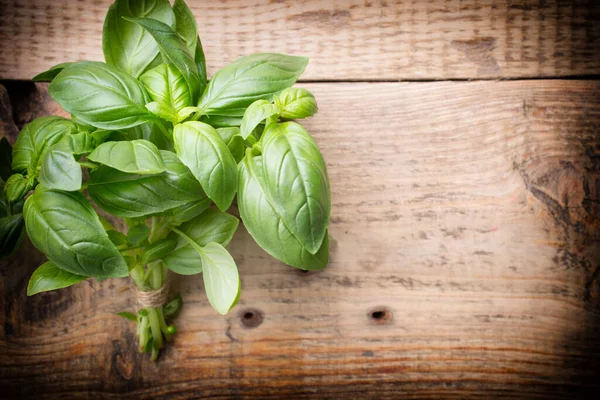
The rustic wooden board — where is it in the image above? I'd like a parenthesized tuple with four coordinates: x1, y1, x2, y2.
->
(1, 0, 600, 81)
(0, 80, 599, 398)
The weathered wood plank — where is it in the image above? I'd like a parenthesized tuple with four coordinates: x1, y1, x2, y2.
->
(1, 80, 599, 398)
(1, 0, 599, 81)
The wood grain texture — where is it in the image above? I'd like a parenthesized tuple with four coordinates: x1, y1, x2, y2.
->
(1, 80, 599, 398)
(1, 0, 600, 81)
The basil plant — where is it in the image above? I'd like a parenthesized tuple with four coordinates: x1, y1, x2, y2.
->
(0, 0, 330, 361)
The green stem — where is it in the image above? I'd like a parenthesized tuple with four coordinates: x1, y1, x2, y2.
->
(147, 307, 163, 350)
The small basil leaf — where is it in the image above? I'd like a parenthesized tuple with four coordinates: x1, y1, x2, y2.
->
(102, 0, 174, 78)
(162, 294, 183, 319)
(173, 121, 237, 211)
(116, 311, 137, 322)
(119, 121, 172, 151)
(163, 209, 239, 275)
(32, 62, 75, 82)
(200, 115, 243, 128)
(238, 152, 329, 270)
(62, 131, 96, 155)
(261, 122, 330, 254)
(124, 17, 201, 102)
(11, 116, 77, 176)
(240, 100, 280, 139)
(88, 150, 206, 218)
(49, 61, 153, 130)
(201, 242, 240, 315)
(161, 198, 211, 227)
(107, 230, 128, 246)
(216, 127, 245, 163)
(38, 144, 83, 191)
(0, 137, 12, 181)
(141, 237, 177, 264)
(172, 0, 207, 88)
(88, 139, 166, 174)
(274, 88, 318, 119)
(4, 174, 33, 204)
(146, 101, 178, 122)
(0, 213, 25, 258)
(24, 189, 129, 278)
(127, 224, 150, 246)
(198, 53, 308, 117)
(27, 261, 87, 296)
(140, 64, 192, 121)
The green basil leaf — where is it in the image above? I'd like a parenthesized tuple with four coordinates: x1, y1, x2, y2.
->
(161, 198, 211, 226)
(119, 121, 172, 151)
(0, 137, 12, 181)
(49, 61, 153, 130)
(107, 230, 128, 246)
(116, 311, 137, 322)
(198, 53, 308, 117)
(140, 64, 192, 122)
(240, 100, 280, 139)
(61, 131, 96, 155)
(124, 17, 201, 102)
(4, 174, 33, 204)
(238, 152, 329, 270)
(141, 237, 177, 264)
(88, 139, 166, 174)
(127, 223, 150, 246)
(0, 213, 25, 258)
(274, 88, 318, 119)
(145, 101, 177, 122)
(163, 209, 239, 275)
(102, 0, 174, 78)
(172, 0, 207, 89)
(261, 122, 330, 254)
(88, 150, 206, 218)
(27, 261, 86, 296)
(216, 127, 245, 163)
(11, 116, 77, 176)
(162, 294, 183, 319)
(200, 115, 243, 128)
(38, 145, 82, 191)
(32, 62, 75, 82)
(24, 189, 128, 278)
(201, 242, 240, 315)
(173, 121, 237, 211)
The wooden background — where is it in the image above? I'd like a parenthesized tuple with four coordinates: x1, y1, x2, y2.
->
(1, 0, 600, 398)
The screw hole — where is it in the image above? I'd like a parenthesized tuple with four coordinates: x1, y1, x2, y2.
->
(369, 307, 392, 324)
(239, 308, 263, 328)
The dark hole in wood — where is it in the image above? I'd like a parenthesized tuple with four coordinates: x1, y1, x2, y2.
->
(239, 308, 263, 328)
(369, 307, 392, 324)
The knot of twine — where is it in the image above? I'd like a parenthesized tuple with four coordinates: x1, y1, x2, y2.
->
(137, 281, 169, 309)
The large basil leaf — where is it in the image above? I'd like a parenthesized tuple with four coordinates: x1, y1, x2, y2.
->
(261, 122, 330, 254)
(27, 261, 87, 296)
(140, 64, 192, 122)
(240, 100, 280, 139)
(24, 189, 128, 278)
(198, 53, 308, 117)
(32, 62, 75, 82)
(38, 144, 82, 191)
(120, 121, 172, 151)
(163, 209, 239, 275)
(173, 122, 237, 211)
(125, 17, 202, 102)
(88, 150, 206, 218)
(238, 153, 329, 270)
(88, 139, 165, 174)
(172, 0, 207, 88)
(49, 61, 152, 130)
(11, 116, 77, 176)
(0, 213, 25, 258)
(274, 88, 318, 119)
(200, 243, 240, 315)
(216, 127, 245, 163)
(102, 0, 174, 78)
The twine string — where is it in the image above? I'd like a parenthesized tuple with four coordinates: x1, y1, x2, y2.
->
(137, 282, 169, 309)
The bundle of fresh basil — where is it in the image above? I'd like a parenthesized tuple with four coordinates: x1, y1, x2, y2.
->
(0, 0, 330, 360)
